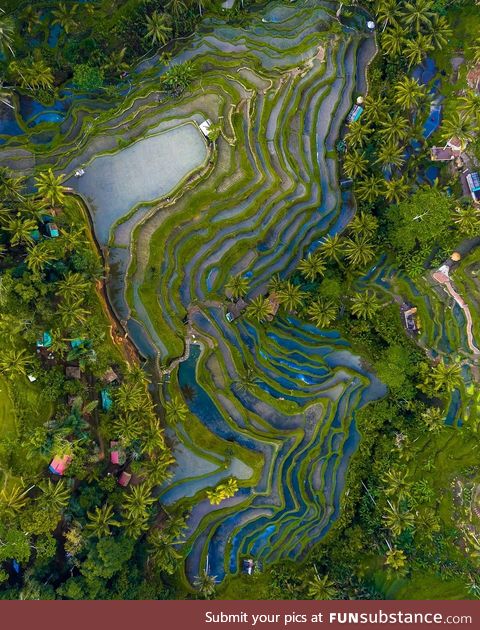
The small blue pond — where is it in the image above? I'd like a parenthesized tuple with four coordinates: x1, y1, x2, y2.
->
(423, 106, 442, 139)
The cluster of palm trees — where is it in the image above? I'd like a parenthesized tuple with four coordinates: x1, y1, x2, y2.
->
(206, 477, 238, 505)
(372, 0, 451, 68)
(440, 90, 480, 152)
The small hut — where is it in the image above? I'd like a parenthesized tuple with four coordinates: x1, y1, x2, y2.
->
(118, 471, 132, 487)
(49, 454, 72, 476)
(65, 366, 81, 380)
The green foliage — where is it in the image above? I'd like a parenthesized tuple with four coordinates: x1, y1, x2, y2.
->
(73, 65, 105, 91)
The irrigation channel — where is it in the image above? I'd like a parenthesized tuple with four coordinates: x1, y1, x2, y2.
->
(3, 1, 478, 585)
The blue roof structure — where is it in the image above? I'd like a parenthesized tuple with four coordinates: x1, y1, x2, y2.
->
(37, 331, 52, 348)
(101, 389, 113, 411)
(46, 223, 59, 238)
(347, 104, 364, 123)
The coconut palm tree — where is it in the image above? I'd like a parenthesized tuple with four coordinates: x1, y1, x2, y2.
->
(384, 176, 409, 204)
(381, 25, 404, 58)
(21, 6, 42, 35)
(35, 169, 67, 207)
(268, 273, 284, 293)
(9, 59, 55, 92)
(379, 112, 410, 144)
(114, 381, 146, 413)
(58, 298, 89, 329)
(0, 348, 32, 380)
(194, 570, 217, 599)
(421, 406, 445, 433)
(453, 205, 480, 237)
(459, 90, 480, 126)
(354, 175, 383, 204)
(403, 34, 434, 69)
(104, 47, 129, 79)
(123, 512, 150, 539)
(245, 295, 274, 323)
(5, 217, 37, 246)
(235, 366, 259, 393)
(57, 272, 90, 302)
(145, 11, 172, 47)
(383, 500, 415, 536)
(123, 483, 155, 522)
(0, 483, 31, 518)
(0, 167, 25, 201)
(206, 478, 238, 505)
(20, 197, 46, 220)
(375, 0, 400, 31)
(343, 235, 375, 268)
(394, 76, 425, 111)
(39, 479, 71, 513)
(349, 212, 378, 238)
(343, 149, 368, 179)
(382, 468, 411, 501)
(0, 8, 15, 57)
(429, 14, 452, 50)
(86, 504, 120, 538)
(441, 112, 476, 151)
(25, 244, 55, 274)
(277, 281, 307, 313)
(147, 529, 182, 574)
(51, 3, 78, 35)
(297, 252, 326, 282)
(306, 297, 337, 329)
(428, 360, 462, 394)
(401, 0, 435, 33)
(375, 141, 405, 171)
(166, 0, 188, 20)
(350, 290, 381, 320)
(345, 120, 372, 148)
(307, 571, 337, 600)
(113, 413, 143, 446)
(318, 234, 343, 263)
(165, 395, 188, 424)
(225, 274, 249, 300)
(385, 547, 407, 572)
(363, 95, 387, 124)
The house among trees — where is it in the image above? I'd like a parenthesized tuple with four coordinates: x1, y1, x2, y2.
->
(401, 304, 419, 333)
(199, 119, 212, 137)
(103, 367, 119, 384)
(46, 222, 60, 238)
(36, 331, 52, 348)
(466, 172, 480, 203)
(101, 389, 113, 411)
(110, 440, 126, 466)
(226, 297, 247, 322)
(346, 104, 364, 124)
(118, 471, 132, 487)
(65, 365, 81, 380)
(430, 146, 461, 162)
(49, 454, 72, 476)
(266, 292, 280, 321)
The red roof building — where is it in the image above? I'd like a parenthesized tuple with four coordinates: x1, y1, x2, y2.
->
(118, 471, 132, 487)
(49, 454, 72, 476)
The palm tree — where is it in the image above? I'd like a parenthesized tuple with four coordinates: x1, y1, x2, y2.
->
(379, 112, 410, 144)
(9, 59, 55, 91)
(306, 297, 337, 329)
(0, 8, 15, 57)
(114, 381, 146, 413)
(453, 205, 480, 237)
(39, 479, 71, 513)
(35, 169, 67, 207)
(162, 62, 194, 95)
(382, 468, 411, 501)
(123, 483, 155, 522)
(318, 234, 343, 263)
(375, 0, 400, 31)
(349, 212, 378, 238)
(245, 295, 274, 323)
(166, 0, 188, 20)
(363, 95, 387, 125)
(58, 298, 89, 329)
(25, 244, 55, 274)
(0, 348, 32, 379)
(429, 14, 452, 50)
(354, 175, 383, 204)
(401, 0, 435, 32)
(403, 34, 434, 69)
(384, 176, 409, 204)
(375, 141, 405, 171)
(343, 235, 375, 268)
(268, 273, 284, 293)
(307, 571, 337, 600)
(57, 272, 90, 302)
(381, 25, 404, 58)
(235, 366, 259, 393)
(429, 360, 462, 394)
(297, 252, 326, 282)
(441, 112, 476, 151)
(0, 167, 25, 201)
(104, 47, 129, 79)
(345, 120, 372, 148)
(123, 512, 150, 539)
(194, 570, 217, 599)
(21, 6, 42, 35)
(206, 478, 238, 505)
(394, 76, 425, 111)
(86, 504, 120, 538)
(5, 217, 37, 247)
(277, 281, 307, 313)
(225, 274, 249, 300)
(383, 500, 415, 536)
(343, 149, 368, 179)
(145, 11, 172, 47)
(51, 3, 78, 35)
(113, 413, 143, 446)
(421, 406, 445, 433)
(20, 197, 46, 220)
(350, 290, 381, 320)
(165, 395, 188, 424)
(0, 483, 31, 518)
(147, 529, 182, 574)
(459, 90, 480, 126)
(385, 547, 407, 573)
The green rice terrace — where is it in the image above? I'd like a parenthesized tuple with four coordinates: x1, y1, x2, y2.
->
(2, 0, 480, 600)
